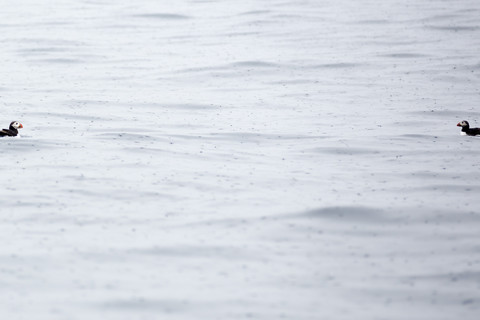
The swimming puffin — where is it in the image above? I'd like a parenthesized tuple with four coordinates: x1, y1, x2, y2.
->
(457, 120, 480, 136)
(0, 121, 23, 137)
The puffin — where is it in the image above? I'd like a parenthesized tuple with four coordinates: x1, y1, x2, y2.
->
(457, 120, 480, 136)
(0, 121, 23, 137)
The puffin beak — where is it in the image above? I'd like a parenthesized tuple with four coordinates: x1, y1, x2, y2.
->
(457, 123, 461, 127)
(19, 124, 23, 128)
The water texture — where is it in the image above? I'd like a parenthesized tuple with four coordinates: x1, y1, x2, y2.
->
(1, 0, 479, 319)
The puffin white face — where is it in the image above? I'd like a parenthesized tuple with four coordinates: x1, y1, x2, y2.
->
(457, 120, 468, 127)
(11, 121, 23, 129)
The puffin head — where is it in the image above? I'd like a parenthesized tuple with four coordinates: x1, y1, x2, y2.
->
(10, 121, 23, 130)
(457, 120, 469, 128)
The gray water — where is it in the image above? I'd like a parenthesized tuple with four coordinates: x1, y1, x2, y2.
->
(1, 0, 479, 319)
